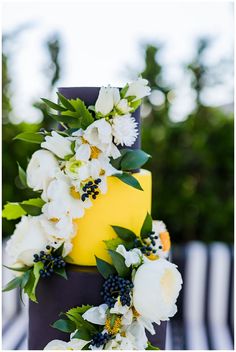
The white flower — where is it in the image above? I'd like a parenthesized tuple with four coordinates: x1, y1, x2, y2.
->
(6, 216, 49, 266)
(44, 339, 69, 350)
(133, 259, 183, 324)
(152, 220, 171, 258)
(126, 320, 149, 350)
(104, 333, 136, 350)
(125, 77, 151, 101)
(116, 99, 132, 114)
(41, 131, 72, 159)
(26, 150, 60, 200)
(42, 176, 91, 220)
(112, 115, 138, 147)
(110, 299, 130, 315)
(83, 118, 120, 159)
(82, 304, 108, 325)
(153, 220, 167, 234)
(67, 338, 89, 350)
(65, 157, 90, 181)
(116, 244, 142, 267)
(95, 86, 120, 115)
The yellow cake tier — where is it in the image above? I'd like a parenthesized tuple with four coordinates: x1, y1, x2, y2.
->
(68, 169, 152, 265)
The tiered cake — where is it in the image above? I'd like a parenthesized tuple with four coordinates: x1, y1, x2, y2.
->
(3, 80, 182, 351)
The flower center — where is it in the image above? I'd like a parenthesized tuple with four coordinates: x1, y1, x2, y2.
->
(50, 218, 59, 223)
(146, 253, 158, 261)
(99, 169, 105, 176)
(70, 186, 81, 199)
(105, 316, 122, 335)
(90, 145, 101, 159)
(132, 307, 141, 317)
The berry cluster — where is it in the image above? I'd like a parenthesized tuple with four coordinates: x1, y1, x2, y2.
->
(90, 332, 111, 348)
(81, 178, 101, 202)
(135, 231, 160, 256)
(101, 275, 134, 308)
(33, 246, 66, 278)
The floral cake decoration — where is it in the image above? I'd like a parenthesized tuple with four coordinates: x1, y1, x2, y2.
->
(2, 77, 182, 350)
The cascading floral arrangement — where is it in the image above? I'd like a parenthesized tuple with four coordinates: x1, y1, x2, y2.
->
(44, 215, 182, 350)
(2, 78, 152, 301)
(2, 77, 183, 350)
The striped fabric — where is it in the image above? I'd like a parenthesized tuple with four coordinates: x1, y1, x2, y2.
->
(2, 241, 234, 350)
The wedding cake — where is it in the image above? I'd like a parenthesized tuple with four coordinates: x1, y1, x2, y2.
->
(3, 79, 182, 350)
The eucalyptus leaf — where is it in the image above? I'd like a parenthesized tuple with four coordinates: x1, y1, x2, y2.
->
(95, 256, 117, 279)
(114, 173, 143, 191)
(108, 250, 131, 278)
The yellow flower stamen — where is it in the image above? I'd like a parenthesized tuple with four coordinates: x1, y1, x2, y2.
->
(146, 253, 159, 261)
(160, 231, 171, 252)
(90, 146, 101, 159)
(50, 218, 59, 223)
(120, 331, 126, 337)
(70, 186, 81, 199)
(81, 136, 88, 144)
(105, 316, 122, 335)
(132, 307, 141, 318)
(99, 169, 105, 176)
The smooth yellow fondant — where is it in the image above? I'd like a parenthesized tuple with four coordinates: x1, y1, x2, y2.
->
(69, 169, 152, 265)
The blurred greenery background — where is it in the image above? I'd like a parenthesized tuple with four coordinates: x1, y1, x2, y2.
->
(2, 31, 233, 244)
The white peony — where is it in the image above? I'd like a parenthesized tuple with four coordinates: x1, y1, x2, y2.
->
(83, 118, 120, 159)
(6, 215, 49, 266)
(41, 131, 72, 159)
(133, 259, 182, 324)
(95, 86, 120, 116)
(82, 304, 108, 325)
(112, 115, 138, 147)
(44, 338, 88, 350)
(125, 77, 151, 101)
(116, 244, 142, 267)
(26, 150, 60, 200)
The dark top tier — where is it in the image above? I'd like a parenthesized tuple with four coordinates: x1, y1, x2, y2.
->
(58, 87, 141, 149)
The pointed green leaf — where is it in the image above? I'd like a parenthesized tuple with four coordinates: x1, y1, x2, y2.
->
(41, 98, 67, 112)
(141, 212, 153, 238)
(14, 132, 44, 144)
(49, 113, 78, 124)
(21, 198, 45, 207)
(57, 92, 76, 111)
(111, 225, 137, 241)
(23, 269, 37, 302)
(104, 238, 124, 250)
(120, 150, 151, 171)
(17, 162, 27, 188)
(95, 256, 117, 279)
(54, 266, 68, 280)
(72, 328, 93, 341)
(66, 305, 92, 317)
(21, 270, 31, 289)
(2, 202, 26, 220)
(120, 84, 129, 99)
(51, 318, 76, 333)
(114, 173, 143, 191)
(2, 276, 23, 292)
(146, 341, 160, 350)
(3, 265, 31, 272)
(108, 250, 131, 278)
(53, 243, 64, 256)
(19, 204, 42, 216)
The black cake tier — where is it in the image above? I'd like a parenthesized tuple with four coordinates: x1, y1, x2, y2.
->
(58, 87, 141, 150)
(28, 265, 166, 350)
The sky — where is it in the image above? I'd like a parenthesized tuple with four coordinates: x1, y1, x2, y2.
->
(2, 0, 234, 123)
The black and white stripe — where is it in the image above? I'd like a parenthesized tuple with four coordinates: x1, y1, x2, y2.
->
(2, 241, 234, 350)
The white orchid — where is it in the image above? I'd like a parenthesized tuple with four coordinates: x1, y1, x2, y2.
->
(26, 150, 60, 201)
(95, 86, 120, 116)
(82, 304, 108, 325)
(133, 259, 183, 324)
(125, 77, 151, 101)
(6, 215, 49, 266)
(112, 115, 138, 147)
(83, 118, 120, 159)
(116, 244, 142, 267)
(41, 131, 72, 159)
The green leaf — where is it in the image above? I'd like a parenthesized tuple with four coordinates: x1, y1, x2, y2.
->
(41, 98, 67, 112)
(23, 269, 37, 302)
(104, 237, 124, 250)
(141, 212, 153, 238)
(130, 99, 142, 111)
(20, 197, 45, 216)
(17, 162, 27, 188)
(27, 262, 44, 302)
(53, 243, 64, 257)
(108, 250, 131, 278)
(114, 173, 143, 191)
(2, 276, 23, 292)
(146, 341, 160, 350)
(60, 98, 94, 129)
(21, 270, 31, 288)
(120, 84, 129, 99)
(49, 113, 78, 124)
(14, 132, 44, 144)
(3, 265, 31, 272)
(66, 305, 92, 317)
(95, 256, 117, 279)
(110, 148, 130, 170)
(111, 225, 137, 241)
(51, 318, 76, 333)
(2, 202, 26, 220)
(72, 328, 93, 341)
(54, 266, 67, 280)
(57, 92, 76, 111)
(120, 150, 151, 171)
